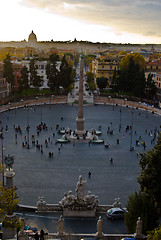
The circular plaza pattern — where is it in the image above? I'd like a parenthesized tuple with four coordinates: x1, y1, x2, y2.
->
(1, 102, 161, 207)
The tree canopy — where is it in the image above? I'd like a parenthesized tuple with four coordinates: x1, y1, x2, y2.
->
(29, 59, 42, 88)
(117, 53, 146, 97)
(148, 225, 161, 239)
(59, 55, 73, 91)
(19, 66, 29, 91)
(0, 163, 20, 228)
(120, 53, 145, 72)
(138, 133, 161, 213)
(46, 53, 60, 92)
(124, 191, 158, 234)
(96, 77, 108, 90)
(145, 73, 156, 100)
(3, 54, 14, 88)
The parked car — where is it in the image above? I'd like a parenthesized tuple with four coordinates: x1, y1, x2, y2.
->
(107, 207, 127, 220)
(121, 238, 136, 240)
(24, 224, 38, 233)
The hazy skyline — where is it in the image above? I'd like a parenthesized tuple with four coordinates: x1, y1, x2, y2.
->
(1, 0, 161, 44)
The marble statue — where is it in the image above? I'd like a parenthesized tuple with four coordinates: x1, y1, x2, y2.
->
(75, 175, 87, 200)
(85, 191, 99, 207)
(96, 216, 103, 237)
(135, 217, 142, 237)
(66, 191, 75, 205)
(112, 197, 122, 208)
(57, 215, 64, 235)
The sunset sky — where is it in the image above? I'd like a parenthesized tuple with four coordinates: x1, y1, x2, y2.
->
(1, 0, 161, 44)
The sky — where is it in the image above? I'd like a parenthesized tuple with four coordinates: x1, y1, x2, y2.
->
(1, 0, 161, 44)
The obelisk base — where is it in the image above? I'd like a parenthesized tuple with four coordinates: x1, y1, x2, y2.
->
(76, 117, 85, 137)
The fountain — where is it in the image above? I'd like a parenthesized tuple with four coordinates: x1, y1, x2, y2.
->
(57, 56, 104, 143)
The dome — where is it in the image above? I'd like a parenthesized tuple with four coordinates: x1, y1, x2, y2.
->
(28, 30, 37, 42)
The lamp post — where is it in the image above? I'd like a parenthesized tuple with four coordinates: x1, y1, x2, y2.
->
(119, 108, 122, 132)
(26, 107, 30, 149)
(0, 127, 4, 186)
(130, 109, 134, 151)
(40, 107, 42, 123)
(4, 154, 15, 188)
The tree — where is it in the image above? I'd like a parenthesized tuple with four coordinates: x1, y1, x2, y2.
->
(124, 191, 158, 234)
(74, 53, 80, 68)
(0, 164, 20, 228)
(0, 186, 19, 216)
(29, 59, 42, 88)
(3, 54, 14, 88)
(148, 225, 161, 239)
(59, 55, 73, 91)
(111, 68, 120, 91)
(145, 73, 156, 100)
(118, 53, 146, 97)
(19, 66, 29, 91)
(86, 71, 94, 84)
(46, 53, 60, 92)
(86, 71, 96, 91)
(96, 77, 107, 90)
(120, 53, 145, 72)
(83, 54, 96, 69)
(138, 133, 161, 213)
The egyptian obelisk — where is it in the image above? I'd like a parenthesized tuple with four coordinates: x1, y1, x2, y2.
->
(76, 55, 85, 137)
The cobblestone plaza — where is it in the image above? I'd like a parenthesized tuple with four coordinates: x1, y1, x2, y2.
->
(1, 103, 161, 207)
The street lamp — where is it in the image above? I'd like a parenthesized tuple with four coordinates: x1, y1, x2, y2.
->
(26, 107, 30, 149)
(119, 108, 122, 131)
(130, 109, 134, 151)
(0, 126, 4, 186)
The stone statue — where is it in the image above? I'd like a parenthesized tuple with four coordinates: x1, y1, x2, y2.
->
(36, 197, 47, 211)
(135, 217, 143, 237)
(66, 191, 75, 205)
(112, 197, 122, 208)
(85, 191, 99, 207)
(19, 214, 25, 234)
(75, 175, 87, 201)
(96, 216, 103, 237)
(59, 192, 68, 206)
(57, 215, 64, 235)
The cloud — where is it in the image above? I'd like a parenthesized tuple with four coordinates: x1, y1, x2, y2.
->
(23, 0, 161, 38)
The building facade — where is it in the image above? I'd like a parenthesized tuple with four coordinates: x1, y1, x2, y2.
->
(0, 65, 10, 99)
(92, 58, 120, 85)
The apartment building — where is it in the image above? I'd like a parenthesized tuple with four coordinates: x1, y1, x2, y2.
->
(92, 58, 120, 85)
(0, 64, 10, 98)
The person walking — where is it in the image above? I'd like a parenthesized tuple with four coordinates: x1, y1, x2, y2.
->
(40, 229, 44, 240)
(35, 232, 39, 240)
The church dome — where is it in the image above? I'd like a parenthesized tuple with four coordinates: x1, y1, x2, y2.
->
(28, 30, 37, 42)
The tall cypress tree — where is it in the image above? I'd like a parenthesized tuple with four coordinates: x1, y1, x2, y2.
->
(59, 55, 72, 90)
(46, 53, 60, 92)
(29, 59, 42, 88)
(19, 66, 29, 91)
(3, 54, 14, 88)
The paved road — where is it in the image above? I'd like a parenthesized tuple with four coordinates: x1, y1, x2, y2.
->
(16, 211, 126, 234)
